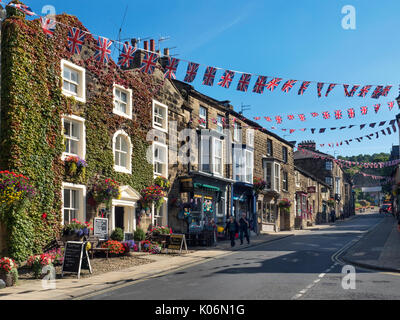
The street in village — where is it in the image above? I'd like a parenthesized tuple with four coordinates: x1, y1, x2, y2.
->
(80, 212, 400, 300)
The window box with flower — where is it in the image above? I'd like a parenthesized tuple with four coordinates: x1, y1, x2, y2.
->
(62, 219, 93, 241)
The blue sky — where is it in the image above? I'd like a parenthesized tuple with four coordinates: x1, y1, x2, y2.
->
(22, 0, 400, 157)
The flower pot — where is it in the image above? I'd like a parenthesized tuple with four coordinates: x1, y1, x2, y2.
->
(0, 271, 15, 287)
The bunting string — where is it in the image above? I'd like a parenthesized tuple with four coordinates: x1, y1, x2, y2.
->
(2, 0, 396, 100)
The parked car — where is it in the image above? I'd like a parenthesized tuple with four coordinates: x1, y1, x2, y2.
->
(379, 204, 392, 214)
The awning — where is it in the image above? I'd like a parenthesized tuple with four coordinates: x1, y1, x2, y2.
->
(194, 183, 221, 192)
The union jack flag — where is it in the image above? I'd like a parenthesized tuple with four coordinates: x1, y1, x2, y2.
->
(163, 57, 180, 79)
(358, 85, 372, 97)
(266, 78, 282, 91)
(298, 81, 311, 95)
(360, 106, 368, 115)
(298, 114, 306, 121)
(311, 112, 319, 118)
(253, 76, 267, 94)
(299, 128, 306, 132)
(139, 52, 158, 74)
(371, 86, 383, 99)
(322, 111, 330, 119)
(349, 85, 360, 97)
(218, 70, 235, 89)
(281, 80, 297, 93)
(347, 108, 355, 118)
(388, 101, 394, 111)
(334, 110, 342, 119)
(381, 86, 392, 97)
(67, 27, 86, 55)
(40, 17, 56, 37)
(320, 144, 325, 148)
(94, 37, 113, 64)
(287, 115, 294, 120)
(290, 129, 296, 134)
(343, 85, 350, 97)
(265, 117, 272, 122)
(118, 42, 136, 68)
(8, 3, 36, 16)
(374, 104, 381, 113)
(317, 82, 324, 98)
(202, 66, 217, 86)
(275, 116, 283, 124)
(237, 74, 251, 92)
(325, 83, 336, 97)
(184, 62, 200, 83)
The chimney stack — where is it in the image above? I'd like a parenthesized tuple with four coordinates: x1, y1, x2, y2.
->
(163, 48, 170, 56)
(143, 40, 149, 51)
(131, 38, 138, 48)
(150, 39, 155, 52)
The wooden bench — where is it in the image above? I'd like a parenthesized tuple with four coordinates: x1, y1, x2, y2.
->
(86, 236, 110, 259)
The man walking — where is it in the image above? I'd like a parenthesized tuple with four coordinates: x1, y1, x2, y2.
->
(225, 216, 239, 247)
(239, 212, 250, 245)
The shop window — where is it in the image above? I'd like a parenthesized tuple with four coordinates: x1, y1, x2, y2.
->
(62, 183, 86, 225)
(61, 59, 86, 103)
(153, 100, 168, 132)
(113, 84, 132, 119)
(113, 130, 132, 174)
(62, 115, 86, 160)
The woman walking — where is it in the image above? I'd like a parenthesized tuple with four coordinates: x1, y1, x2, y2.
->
(225, 216, 239, 247)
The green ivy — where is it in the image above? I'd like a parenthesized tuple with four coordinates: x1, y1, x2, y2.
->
(0, 12, 157, 261)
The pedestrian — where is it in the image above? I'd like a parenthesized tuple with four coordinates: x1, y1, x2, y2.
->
(330, 209, 336, 223)
(239, 211, 250, 245)
(225, 216, 239, 247)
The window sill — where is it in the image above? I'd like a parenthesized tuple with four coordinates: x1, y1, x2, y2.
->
(114, 165, 132, 174)
(62, 90, 86, 103)
(62, 152, 84, 161)
(113, 109, 132, 120)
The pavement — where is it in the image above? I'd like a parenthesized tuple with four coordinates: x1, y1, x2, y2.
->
(340, 213, 400, 273)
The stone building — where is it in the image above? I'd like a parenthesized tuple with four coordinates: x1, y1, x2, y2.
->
(294, 141, 354, 219)
(253, 126, 296, 232)
(294, 166, 330, 229)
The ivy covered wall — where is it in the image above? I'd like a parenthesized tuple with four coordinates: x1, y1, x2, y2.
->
(0, 8, 172, 260)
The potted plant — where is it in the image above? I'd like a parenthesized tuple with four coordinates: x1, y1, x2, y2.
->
(26, 254, 54, 279)
(101, 240, 125, 256)
(110, 227, 125, 242)
(62, 219, 93, 241)
(0, 257, 18, 287)
(134, 228, 146, 251)
(327, 198, 336, 208)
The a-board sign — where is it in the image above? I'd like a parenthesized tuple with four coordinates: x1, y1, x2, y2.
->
(62, 241, 92, 279)
(167, 234, 188, 254)
(94, 218, 109, 240)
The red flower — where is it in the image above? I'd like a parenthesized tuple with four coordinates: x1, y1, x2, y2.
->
(42, 213, 47, 219)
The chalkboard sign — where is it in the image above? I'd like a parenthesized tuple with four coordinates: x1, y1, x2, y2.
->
(94, 218, 109, 240)
(167, 234, 188, 254)
(62, 241, 92, 279)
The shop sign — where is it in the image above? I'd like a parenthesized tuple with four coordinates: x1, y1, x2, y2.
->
(167, 234, 188, 254)
(180, 178, 193, 193)
(307, 186, 316, 193)
(62, 241, 92, 279)
(94, 218, 108, 240)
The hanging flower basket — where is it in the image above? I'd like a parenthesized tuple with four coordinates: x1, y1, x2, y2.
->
(278, 198, 292, 213)
(140, 185, 166, 210)
(64, 156, 87, 180)
(88, 177, 120, 209)
(327, 199, 336, 207)
(154, 176, 171, 191)
(253, 177, 267, 195)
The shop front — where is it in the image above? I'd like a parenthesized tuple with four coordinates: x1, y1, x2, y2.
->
(232, 182, 256, 231)
(257, 190, 280, 232)
(295, 191, 308, 229)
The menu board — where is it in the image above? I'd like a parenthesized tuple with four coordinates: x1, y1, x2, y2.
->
(62, 241, 92, 279)
(167, 234, 188, 254)
(94, 218, 109, 240)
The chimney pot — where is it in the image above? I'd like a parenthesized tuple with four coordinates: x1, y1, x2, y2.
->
(150, 39, 155, 52)
(164, 48, 170, 56)
(143, 40, 149, 51)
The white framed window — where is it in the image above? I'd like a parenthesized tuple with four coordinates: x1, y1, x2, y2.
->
(282, 171, 288, 191)
(267, 139, 273, 156)
(61, 59, 86, 103)
(282, 146, 288, 163)
(199, 134, 211, 173)
(245, 149, 254, 184)
(213, 138, 223, 176)
(62, 115, 86, 160)
(216, 115, 224, 133)
(335, 177, 341, 194)
(199, 106, 208, 128)
(234, 122, 241, 142)
(152, 100, 168, 132)
(113, 130, 132, 174)
(264, 160, 280, 192)
(233, 146, 244, 182)
(153, 198, 168, 226)
(113, 84, 132, 119)
(153, 142, 168, 177)
(246, 129, 254, 148)
(295, 171, 300, 187)
(326, 161, 333, 171)
(62, 182, 86, 225)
